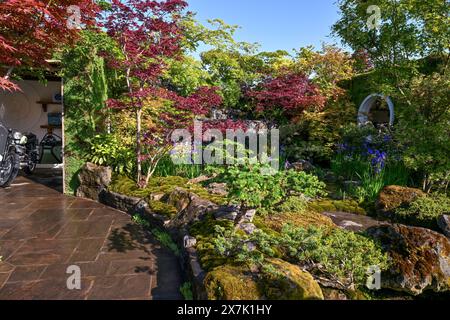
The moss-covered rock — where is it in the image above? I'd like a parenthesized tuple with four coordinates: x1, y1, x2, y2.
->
(392, 195, 450, 231)
(77, 163, 112, 201)
(169, 192, 219, 229)
(204, 259, 324, 301)
(109, 175, 226, 205)
(147, 200, 178, 218)
(261, 258, 324, 300)
(308, 199, 366, 215)
(254, 210, 335, 233)
(189, 214, 236, 271)
(367, 224, 450, 295)
(204, 265, 262, 300)
(376, 185, 426, 219)
(320, 287, 369, 300)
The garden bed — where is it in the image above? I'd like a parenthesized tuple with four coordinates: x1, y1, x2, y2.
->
(74, 163, 450, 300)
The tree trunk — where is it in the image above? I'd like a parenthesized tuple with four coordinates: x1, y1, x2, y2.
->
(136, 107, 142, 185)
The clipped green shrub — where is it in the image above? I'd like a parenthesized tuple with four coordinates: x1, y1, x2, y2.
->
(64, 155, 86, 195)
(211, 163, 326, 213)
(206, 222, 389, 291)
(277, 196, 309, 213)
(394, 195, 450, 230)
(278, 225, 390, 290)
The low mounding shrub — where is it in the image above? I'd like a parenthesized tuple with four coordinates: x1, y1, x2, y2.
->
(211, 163, 326, 214)
(210, 222, 389, 290)
(277, 196, 309, 213)
(394, 195, 450, 230)
(277, 225, 390, 290)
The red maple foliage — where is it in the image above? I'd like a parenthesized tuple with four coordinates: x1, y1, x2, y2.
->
(104, 0, 222, 186)
(247, 73, 326, 122)
(0, 0, 99, 91)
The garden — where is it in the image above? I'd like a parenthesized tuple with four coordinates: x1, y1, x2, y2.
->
(1, 0, 449, 300)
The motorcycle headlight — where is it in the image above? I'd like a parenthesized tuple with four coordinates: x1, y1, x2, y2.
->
(13, 131, 23, 140)
(20, 136, 28, 145)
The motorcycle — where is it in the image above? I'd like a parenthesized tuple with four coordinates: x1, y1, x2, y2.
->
(20, 132, 40, 175)
(0, 120, 23, 187)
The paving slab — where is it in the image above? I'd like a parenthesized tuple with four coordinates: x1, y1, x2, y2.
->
(0, 172, 182, 300)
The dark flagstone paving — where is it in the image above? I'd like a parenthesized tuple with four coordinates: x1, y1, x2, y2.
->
(0, 173, 182, 300)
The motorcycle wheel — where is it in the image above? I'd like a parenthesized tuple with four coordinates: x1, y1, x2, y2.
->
(23, 161, 37, 175)
(0, 152, 20, 188)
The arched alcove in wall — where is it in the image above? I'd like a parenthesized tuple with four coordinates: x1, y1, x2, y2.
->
(358, 94, 395, 126)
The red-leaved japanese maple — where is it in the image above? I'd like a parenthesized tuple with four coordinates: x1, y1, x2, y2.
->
(247, 73, 326, 123)
(104, 0, 222, 186)
(0, 0, 99, 91)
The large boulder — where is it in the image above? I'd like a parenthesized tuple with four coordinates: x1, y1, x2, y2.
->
(376, 185, 426, 219)
(367, 224, 450, 295)
(286, 160, 315, 173)
(438, 215, 450, 238)
(321, 211, 388, 232)
(76, 163, 112, 200)
(168, 188, 218, 229)
(167, 187, 192, 212)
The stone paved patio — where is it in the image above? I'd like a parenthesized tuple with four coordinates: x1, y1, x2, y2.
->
(0, 172, 182, 300)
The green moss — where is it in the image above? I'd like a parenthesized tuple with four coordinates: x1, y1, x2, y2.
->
(109, 175, 226, 205)
(189, 214, 235, 271)
(204, 260, 324, 301)
(261, 258, 324, 300)
(255, 211, 335, 234)
(204, 265, 262, 300)
(277, 196, 309, 213)
(309, 199, 366, 215)
(148, 200, 178, 218)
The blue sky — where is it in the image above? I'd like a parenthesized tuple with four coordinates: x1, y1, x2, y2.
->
(187, 0, 342, 53)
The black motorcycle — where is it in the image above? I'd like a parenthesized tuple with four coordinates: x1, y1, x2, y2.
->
(0, 120, 22, 187)
(20, 132, 40, 175)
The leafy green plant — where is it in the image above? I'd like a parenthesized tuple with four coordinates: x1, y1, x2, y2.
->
(88, 134, 134, 174)
(332, 154, 411, 203)
(180, 282, 194, 300)
(395, 72, 450, 193)
(132, 215, 150, 228)
(150, 228, 181, 257)
(153, 155, 204, 179)
(133, 215, 180, 256)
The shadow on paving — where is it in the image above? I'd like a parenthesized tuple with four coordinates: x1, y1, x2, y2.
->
(0, 173, 183, 300)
